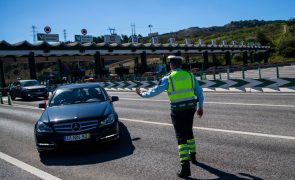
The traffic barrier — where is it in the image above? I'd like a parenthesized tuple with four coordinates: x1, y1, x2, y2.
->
(7, 92, 12, 105)
(99, 78, 295, 93)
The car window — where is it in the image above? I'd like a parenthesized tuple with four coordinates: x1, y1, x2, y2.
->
(21, 80, 40, 87)
(49, 86, 106, 106)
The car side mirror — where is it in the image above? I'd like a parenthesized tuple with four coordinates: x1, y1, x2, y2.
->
(39, 103, 47, 109)
(111, 96, 119, 102)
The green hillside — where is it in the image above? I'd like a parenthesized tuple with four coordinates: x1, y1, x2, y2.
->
(154, 19, 295, 63)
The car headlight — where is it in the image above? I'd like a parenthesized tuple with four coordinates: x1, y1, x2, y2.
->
(100, 114, 116, 126)
(37, 121, 53, 133)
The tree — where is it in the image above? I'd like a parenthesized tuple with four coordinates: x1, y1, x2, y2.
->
(93, 35, 104, 43)
(256, 31, 273, 46)
(279, 35, 295, 58)
(121, 34, 129, 43)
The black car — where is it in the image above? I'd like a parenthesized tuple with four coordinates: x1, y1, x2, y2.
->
(10, 80, 48, 100)
(34, 83, 120, 153)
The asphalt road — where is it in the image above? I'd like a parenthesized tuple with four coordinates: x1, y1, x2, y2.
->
(0, 92, 295, 180)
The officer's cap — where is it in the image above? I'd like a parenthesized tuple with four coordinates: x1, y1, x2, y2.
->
(167, 55, 184, 64)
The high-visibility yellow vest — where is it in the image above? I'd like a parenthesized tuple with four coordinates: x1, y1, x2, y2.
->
(167, 70, 196, 110)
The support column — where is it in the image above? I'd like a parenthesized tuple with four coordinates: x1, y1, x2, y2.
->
(243, 51, 248, 65)
(250, 51, 255, 63)
(28, 52, 37, 79)
(0, 60, 5, 88)
(175, 51, 181, 56)
(94, 51, 102, 78)
(203, 51, 209, 70)
(161, 55, 167, 64)
(134, 57, 139, 67)
(140, 51, 147, 72)
(184, 55, 190, 71)
(185, 55, 190, 64)
(225, 51, 232, 66)
(264, 51, 270, 64)
(212, 54, 218, 66)
(57, 59, 64, 80)
(101, 58, 105, 69)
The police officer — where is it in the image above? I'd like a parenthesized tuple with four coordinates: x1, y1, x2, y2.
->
(136, 55, 204, 178)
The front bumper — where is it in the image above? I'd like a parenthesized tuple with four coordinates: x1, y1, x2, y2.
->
(35, 121, 119, 151)
(26, 91, 48, 98)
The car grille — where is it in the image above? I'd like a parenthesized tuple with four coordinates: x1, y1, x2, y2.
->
(29, 88, 45, 93)
(54, 120, 98, 133)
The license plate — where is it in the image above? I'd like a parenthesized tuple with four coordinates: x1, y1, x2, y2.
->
(64, 133, 90, 141)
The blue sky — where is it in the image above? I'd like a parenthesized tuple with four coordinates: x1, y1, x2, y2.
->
(0, 0, 294, 43)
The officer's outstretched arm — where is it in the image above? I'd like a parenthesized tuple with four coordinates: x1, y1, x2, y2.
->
(135, 77, 168, 98)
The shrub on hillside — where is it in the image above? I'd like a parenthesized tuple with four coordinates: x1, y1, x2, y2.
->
(279, 35, 295, 58)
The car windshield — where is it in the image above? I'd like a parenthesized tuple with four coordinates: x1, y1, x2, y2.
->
(49, 86, 107, 106)
(21, 80, 40, 87)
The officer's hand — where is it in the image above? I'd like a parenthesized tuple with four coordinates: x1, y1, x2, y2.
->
(135, 88, 142, 97)
(197, 108, 203, 118)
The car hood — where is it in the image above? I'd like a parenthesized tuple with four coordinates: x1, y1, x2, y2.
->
(25, 85, 46, 90)
(45, 101, 112, 122)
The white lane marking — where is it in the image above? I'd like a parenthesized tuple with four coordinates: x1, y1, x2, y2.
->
(1, 104, 295, 140)
(0, 152, 61, 180)
(205, 101, 295, 108)
(5, 98, 295, 109)
(118, 98, 295, 108)
(108, 91, 295, 96)
(120, 118, 295, 140)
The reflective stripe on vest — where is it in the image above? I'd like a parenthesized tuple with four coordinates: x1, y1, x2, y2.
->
(167, 70, 195, 105)
(170, 96, 195, 103)
(167, 88, 194, 95)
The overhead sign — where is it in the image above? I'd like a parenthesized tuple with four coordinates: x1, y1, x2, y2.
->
(81, 29, 87, 35)
(37, 33, 59, 42)
(44, 26, 51, 34)
(221, 40, 227, 46)
(148, 32, 158, 37)
(104, 35, 121, 44)
(75, 35, 93, 43)
(151, 37, 158, 44)
(184, 39, 192, 45)
(131, 36, 138, 43)
(211, 40, 217, 46)
(168, 38, 176, 44)
(198, 39, 205, 46)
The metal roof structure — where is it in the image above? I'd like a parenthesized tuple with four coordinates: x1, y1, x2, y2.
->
(0, 40, 271, 88)
(0, 40, 270, 59)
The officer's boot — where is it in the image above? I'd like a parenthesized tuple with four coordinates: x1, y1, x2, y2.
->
(177, 160, 191, 178)
(190, 152, 197, 164)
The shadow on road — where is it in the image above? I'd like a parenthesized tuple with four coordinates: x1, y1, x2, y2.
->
(189, 161, 263, 180)
(39, 122, 135, 166)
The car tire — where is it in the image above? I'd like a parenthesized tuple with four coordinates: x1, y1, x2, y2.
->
(21, 93, 28, 101)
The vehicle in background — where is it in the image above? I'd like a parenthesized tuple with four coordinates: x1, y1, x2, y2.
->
(82, 75, 97, 82)
(9, 80, 48, 100)
(34, 83, 120, 153)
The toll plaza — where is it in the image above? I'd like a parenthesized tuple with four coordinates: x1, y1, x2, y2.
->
(0, 40, 270, 88)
